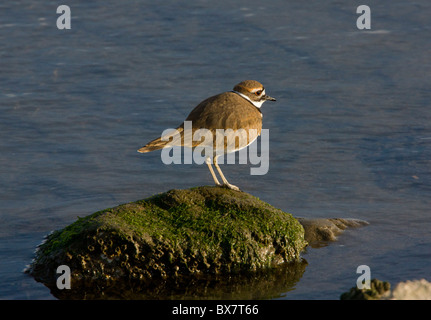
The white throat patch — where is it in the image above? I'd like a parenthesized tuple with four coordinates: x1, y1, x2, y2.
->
(232, 90, 265, 109)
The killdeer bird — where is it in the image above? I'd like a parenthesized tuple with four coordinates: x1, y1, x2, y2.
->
(138, 80, 276, 191)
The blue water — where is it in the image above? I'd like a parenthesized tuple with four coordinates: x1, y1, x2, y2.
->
(1, 0, 430, 299)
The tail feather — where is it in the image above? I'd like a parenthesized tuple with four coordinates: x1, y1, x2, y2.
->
(138, 126, 185, 153)
(137, 137, 168, 153)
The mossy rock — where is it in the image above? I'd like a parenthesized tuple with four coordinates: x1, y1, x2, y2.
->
(340, 279, 391, 300)
(28, 186, 307, 293)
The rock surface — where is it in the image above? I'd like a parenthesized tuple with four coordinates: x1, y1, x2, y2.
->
(340, 278, 391, 300)
(27, 186, 307, 293)
(27, 186, 369, 299)
(341, 278, 431, 300)
(297, 217, 369, 248)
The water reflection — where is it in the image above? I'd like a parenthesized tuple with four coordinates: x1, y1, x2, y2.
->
(46, 260, 307, 300)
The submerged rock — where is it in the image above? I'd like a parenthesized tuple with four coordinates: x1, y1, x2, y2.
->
(340, 279, 391, 300)
(296, 218, 369, 248)
(341, 278, 431, 300)
(27, 186, 307, 295)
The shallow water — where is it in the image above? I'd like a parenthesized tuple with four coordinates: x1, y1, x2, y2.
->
(1, 0, 430, 299)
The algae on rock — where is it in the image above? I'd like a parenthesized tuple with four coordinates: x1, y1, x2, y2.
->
(340, 279, 391, 300)
(28, 186, 307, 292)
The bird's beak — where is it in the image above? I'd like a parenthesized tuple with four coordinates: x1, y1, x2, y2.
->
(263, 94, 276, 101)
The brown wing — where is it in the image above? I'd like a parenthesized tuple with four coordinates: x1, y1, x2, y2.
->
(187, 92, 261, 131)
(138, 92, 262, 153)
(186, 92, 262, 151)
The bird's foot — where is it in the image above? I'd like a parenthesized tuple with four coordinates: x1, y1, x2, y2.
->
(221, 183, 241, 192)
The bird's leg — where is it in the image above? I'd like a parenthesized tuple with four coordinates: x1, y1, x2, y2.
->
(213, 156, 241, 191)
(206, 156, 222, 186)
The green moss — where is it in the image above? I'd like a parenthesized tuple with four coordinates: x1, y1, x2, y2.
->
(340, 279, 391, 300)
(38, 212, 103, 257)
(29, 186, 307, 289)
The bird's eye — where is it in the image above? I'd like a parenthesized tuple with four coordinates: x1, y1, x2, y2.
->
(255, 90, 262, 96)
